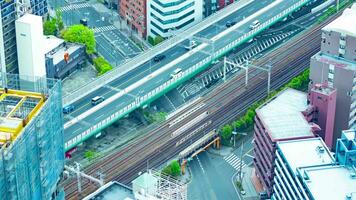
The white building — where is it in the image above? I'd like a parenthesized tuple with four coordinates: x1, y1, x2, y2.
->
(15, 14, 46, 83)
(147, 0, 203, 38)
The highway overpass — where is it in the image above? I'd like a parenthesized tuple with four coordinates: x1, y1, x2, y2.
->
(63, 0, 313, 151)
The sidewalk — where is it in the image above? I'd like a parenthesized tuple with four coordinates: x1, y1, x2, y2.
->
(240, 166, 259, 200)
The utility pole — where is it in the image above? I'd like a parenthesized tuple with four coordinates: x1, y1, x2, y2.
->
(239, 140, 244, 182)
(223, 57, 227, 82)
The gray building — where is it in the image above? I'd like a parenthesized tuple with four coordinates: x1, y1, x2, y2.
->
(0, 0, 48, 74)
(0, 74, 64, 199)
(309, 4, 356, 149)
(44, 36, 86, 79)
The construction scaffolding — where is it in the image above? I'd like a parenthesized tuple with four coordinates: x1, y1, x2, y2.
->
(132, 169, 187, 200)
(0, 73, 64, 200)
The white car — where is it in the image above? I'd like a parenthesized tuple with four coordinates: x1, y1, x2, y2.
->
(249, 20, 260, 30)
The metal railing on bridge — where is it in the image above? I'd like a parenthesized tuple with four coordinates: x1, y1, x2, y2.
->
(62, 0, 254, 106)
(64, 0, 311, 151)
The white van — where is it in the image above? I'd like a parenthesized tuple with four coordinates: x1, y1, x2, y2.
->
(170, 68, 182, 79)
(249, 20, 260, 29)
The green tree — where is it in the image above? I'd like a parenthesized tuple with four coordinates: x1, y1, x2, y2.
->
(154, 35, 164, 45)
(148, 36, 155, 46)
(55, 10, 64, 31)
(84, 150, 96, 161)
(43, 19, 57, 35)
(170, 160, 181, 177)
(221, 124, 233, 142)
(62, 24, 96, 54)
(162, 160, 181, 177)
(93, 56, 113, 75)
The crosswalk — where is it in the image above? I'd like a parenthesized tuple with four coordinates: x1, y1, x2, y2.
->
(224, 153, 246, 171)
(93, 25, 116, 33)
(59, 3, 91, 12)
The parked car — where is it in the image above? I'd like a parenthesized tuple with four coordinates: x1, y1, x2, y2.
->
(91, 96, 105, 106)
(153, 54, 166, 62)
(226, 21, 237, 27)
(63, 104, 75, 114)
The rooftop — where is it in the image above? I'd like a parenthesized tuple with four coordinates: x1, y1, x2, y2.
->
(313, 52, 356, 71)
(83, 181, 134, 200)
(43, 35, 64, 55)
(277, 137, 335, 174)
(298, 165, 356, 200)
(16, 13, 42, 24)
(0, 89, 44, 146)
(323, 3, 356, 37)
(257, 88, 314, 140)
(342, 129, 356, 141)
(310, 83, 336, 96)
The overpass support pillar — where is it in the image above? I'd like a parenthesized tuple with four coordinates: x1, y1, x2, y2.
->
(213, 138, 221, 149)
(181, 160, 187, 175)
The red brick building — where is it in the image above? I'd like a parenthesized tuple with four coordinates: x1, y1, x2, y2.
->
(119, 0, 147, 38)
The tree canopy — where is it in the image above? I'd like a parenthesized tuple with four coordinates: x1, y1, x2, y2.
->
(62, 24, 96, 54)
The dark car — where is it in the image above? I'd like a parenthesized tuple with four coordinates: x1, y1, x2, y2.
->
(153, 54, 166, 62)
(226, 21, 237, 28)
(80, 18, 88, 26)
(63, 104, 75, 114)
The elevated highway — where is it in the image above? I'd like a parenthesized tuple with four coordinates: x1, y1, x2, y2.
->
(63, 0, 313, 151)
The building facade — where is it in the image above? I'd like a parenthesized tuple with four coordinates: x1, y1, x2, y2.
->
(0, 0, 48, 74)
(120, 0, 147, 38)
(147, 0, 203, 38)
(272, 138, 335, 200)
(253, 89, 316, 197)
(306, 83, 337, 148)
(0, 74, 64, 199)
(310, 4, 356, 149)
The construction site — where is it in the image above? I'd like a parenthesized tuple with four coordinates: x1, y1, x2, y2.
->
(0, 74, 65, 200)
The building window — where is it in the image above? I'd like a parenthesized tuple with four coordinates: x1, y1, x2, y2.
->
(340, 45, 345, 49)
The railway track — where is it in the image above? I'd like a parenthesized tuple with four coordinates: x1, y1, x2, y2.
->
(63, 14, 335, 199)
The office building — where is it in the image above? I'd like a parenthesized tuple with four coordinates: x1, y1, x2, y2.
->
(0, 0, 48, 74)
(203, 0, 218, 17)
(272, 138, 335, 200)
(217, 0, 234, 10)
(253, 88, 316, 197)
(335, 129, 356, 166)
(120, 0, 147, 38)
(306, 83, 337, 148)
(147, 0, 203, 38)
(0, 74, 64, 199)
(310, 4, 356, 149)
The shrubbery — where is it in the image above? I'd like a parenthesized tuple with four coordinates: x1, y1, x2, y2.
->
(93, 56, 113, 75)
(162, 160, 181, 177)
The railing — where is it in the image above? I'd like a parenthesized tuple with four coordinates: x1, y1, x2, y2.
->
(62, 0, 254, 106)
(64, 0, 311, 150)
